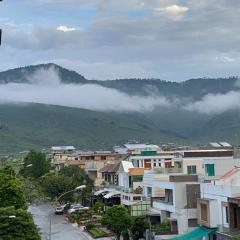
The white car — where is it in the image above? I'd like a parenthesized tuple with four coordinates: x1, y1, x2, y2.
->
(67, 205, 89, 214)
(55, 206, 64, 215)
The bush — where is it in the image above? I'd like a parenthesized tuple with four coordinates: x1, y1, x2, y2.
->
(161, 219, 170, 228)
(86, 223, 95, 231)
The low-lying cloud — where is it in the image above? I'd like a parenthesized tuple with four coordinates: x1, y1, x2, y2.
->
(184, 91, 240, 114)
(0, 67, 172, 112)
(0, 67, 240, 115)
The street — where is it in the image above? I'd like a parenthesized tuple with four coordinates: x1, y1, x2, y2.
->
(29, 204, 91, 240)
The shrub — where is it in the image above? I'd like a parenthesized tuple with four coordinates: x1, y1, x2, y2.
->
(86, 223, 95, 231)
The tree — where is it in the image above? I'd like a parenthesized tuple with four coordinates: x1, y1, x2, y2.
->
(0, 171, 26, 209)
(60, 166, 94, 194)
(102, 205, 132, 240)
(20, 150, 50, 179)
(40, 173, 73, 201)
(0, 207, 41, 240)
(131, 216, 149, 240)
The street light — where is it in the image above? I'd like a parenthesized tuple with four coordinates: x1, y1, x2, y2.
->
(75, 185, 86, 190)
(56, 185, 86, 203)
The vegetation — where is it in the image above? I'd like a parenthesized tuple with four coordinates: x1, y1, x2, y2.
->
(86, 224, 108, 238)
(59, 166, 94, 194)
(0, 166, 26, 209)
(0, 64, 240, 154)
(0, 165, 40, 239)
(40, 173, 73, 201)
(0, 207, 40, 240)
(40, 166, 93, 201)
(131, 216, 149, 240)
(19, 150, 50, 179)
(102, 205, 132, 240)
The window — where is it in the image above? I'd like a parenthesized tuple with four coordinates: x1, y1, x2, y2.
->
(205, 164, 215, 176)
(147, 187, 152, 197)
(133, 196, 141, 201)
(101, 156, 107, 160)
(188, 219, 198, 227)
(187, 165, 197, 174)
(200, 204, 208, 221)
(225, 206, 229, 223)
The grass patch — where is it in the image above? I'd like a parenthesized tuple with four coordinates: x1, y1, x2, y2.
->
(88, 227, 107, 238)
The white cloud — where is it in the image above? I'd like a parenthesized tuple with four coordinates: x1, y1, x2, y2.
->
(57, 25, 77, 32)
(0, 67, 171, 112)
(154, 4, 189, 14)
(184, 91, 240, 114)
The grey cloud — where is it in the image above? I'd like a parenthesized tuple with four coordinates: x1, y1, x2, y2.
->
(2, 0, 240, 81)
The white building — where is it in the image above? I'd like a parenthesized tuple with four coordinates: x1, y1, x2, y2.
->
(143, 169, 200, 235)
(198, 167, 240, 240)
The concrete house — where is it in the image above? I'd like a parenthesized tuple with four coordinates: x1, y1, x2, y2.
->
(198, 167, 240, 240)
(143, 169, 201, 236)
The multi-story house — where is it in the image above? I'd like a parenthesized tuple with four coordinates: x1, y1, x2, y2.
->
(50, 146, 76, 170)
(198, 166, 240, 240)
(117, 161, 151, 216)
(174, 148, 238, 179)
(143, 169, 201, 235)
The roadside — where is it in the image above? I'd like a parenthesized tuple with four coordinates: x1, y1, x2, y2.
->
(29, 203, 114, 240)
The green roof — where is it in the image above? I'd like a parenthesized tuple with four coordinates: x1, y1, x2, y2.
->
(168, 227, 216, 240)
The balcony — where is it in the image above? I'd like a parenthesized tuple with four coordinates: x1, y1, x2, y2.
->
(121, 192, 143, 206)
(154, 167, 183, 174)
(152, 198, 175, 212)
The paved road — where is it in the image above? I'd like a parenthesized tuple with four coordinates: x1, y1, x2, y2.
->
(29, 204, 91, 240)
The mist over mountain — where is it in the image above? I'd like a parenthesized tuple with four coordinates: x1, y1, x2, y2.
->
(0, 63, 239, 153)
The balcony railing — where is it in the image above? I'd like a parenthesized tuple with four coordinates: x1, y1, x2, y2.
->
(217, 224, 240, 237)
(154, 167, 183, 174)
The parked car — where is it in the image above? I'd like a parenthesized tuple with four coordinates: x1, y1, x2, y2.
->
(55, 206, 64, 215)
(67, 205, 89, 214)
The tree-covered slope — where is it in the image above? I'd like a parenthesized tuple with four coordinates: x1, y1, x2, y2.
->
(0, 103, 185, 154)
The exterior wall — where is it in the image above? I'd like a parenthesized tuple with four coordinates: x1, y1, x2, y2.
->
(118, 172, 129, 189)
(180, 157, 240, 178)
(130, 200, 151, 216)
(203, 158, 239, 178)
(171, 209, 197, 235)
(198, 183, 240, 228)
(182, 159, 204, 175)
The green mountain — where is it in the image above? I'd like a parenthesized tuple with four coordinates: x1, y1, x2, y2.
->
(0, 104, 186, 154)
(0, 63, 239, 153)
(1, 63, 238, 99)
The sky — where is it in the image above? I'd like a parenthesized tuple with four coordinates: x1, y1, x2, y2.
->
(0, 0, 240, 81)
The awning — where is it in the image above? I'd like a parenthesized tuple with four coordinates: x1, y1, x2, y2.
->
(94, 189, 109, 196)
(168, 227, 216, 240)
(104, 191, 121, 199)
(146, 208, 161, 216)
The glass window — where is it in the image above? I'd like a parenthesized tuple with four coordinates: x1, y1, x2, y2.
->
(187, 165, 197, 174)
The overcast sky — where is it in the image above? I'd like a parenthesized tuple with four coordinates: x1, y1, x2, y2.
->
(1, 0, 240, 81)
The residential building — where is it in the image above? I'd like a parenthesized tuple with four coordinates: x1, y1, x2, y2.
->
(99, 162, 120, 186)
(174, 149, 239, 179)
(198, 167, 240, 240)
(143, 169, 200, 235)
